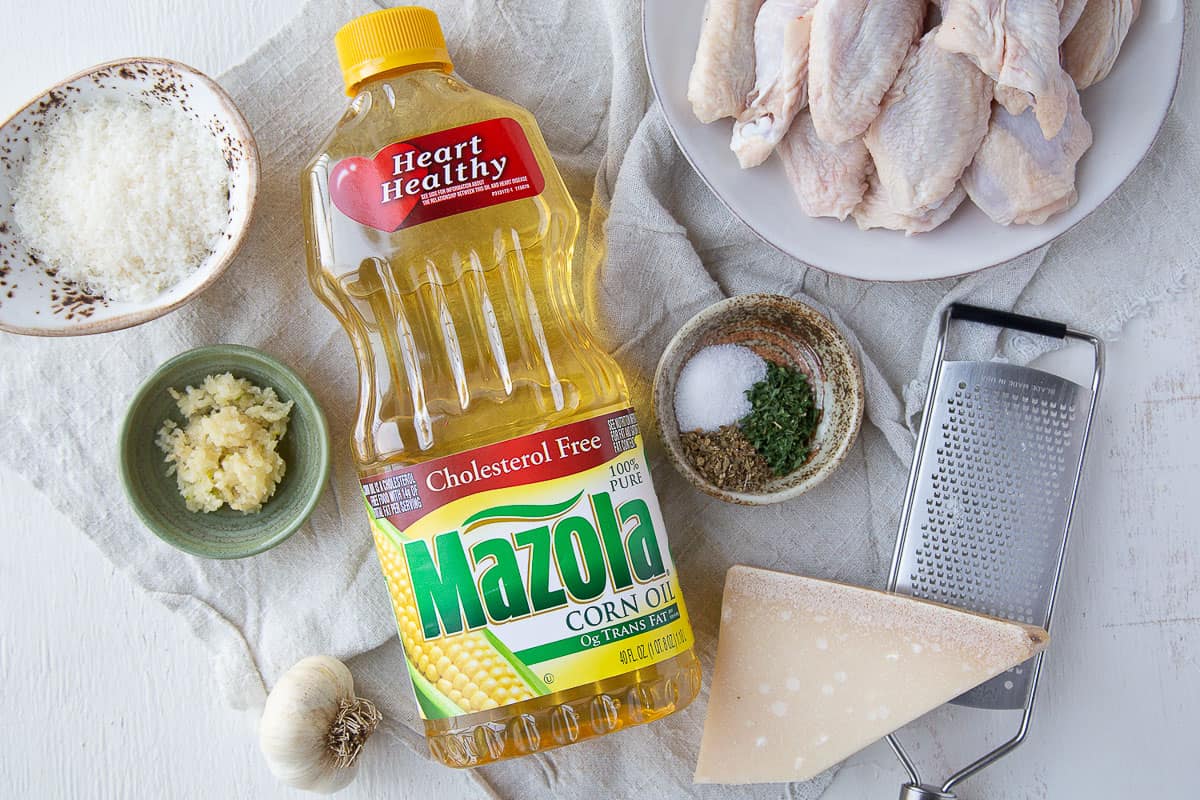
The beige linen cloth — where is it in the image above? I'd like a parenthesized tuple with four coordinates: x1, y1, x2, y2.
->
(2, 1, 1196, 797)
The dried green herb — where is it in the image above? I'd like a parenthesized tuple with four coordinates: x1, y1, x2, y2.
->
(680, 424, 773, 492)
(740, 361, 820, 476)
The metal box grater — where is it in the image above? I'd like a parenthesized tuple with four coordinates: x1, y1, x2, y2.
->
(885, 304, 1103, 800)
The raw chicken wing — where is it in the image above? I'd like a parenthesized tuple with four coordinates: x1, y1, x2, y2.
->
(937, 0, 1072, 139)
(808, 0, 925, 143)
(963, 80, 1093, 225)
(777, 112, 870, 219)
(731, 0, 818, 168)
(854, 169, 968, 235)
(688, 0, 766, 123)
(864, 30, 993, 219)
(1063, 0, 1142, 89)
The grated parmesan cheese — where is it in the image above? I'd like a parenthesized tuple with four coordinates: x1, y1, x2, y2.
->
(12, 95, 229, 302)
(156, 373, 293, 514)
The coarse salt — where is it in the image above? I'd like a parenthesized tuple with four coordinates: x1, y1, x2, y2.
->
(673, 344, 766, 432)
(12, 95, 229, 302)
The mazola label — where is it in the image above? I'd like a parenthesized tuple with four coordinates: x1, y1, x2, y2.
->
(361, 409, 694, 719)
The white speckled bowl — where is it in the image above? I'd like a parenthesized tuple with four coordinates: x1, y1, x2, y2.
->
(654, 294, 864, 505)
(0, 57, 258, 336)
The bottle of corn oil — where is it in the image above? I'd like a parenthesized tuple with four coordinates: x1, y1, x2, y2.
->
(301, 6, 701, 767)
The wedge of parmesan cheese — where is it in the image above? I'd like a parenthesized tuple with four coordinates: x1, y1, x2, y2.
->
(694, 566, 1049, 784)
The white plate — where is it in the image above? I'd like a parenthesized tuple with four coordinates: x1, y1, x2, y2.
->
(643, 1, 1184, 282)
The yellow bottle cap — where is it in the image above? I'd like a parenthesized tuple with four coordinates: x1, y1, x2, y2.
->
(335, 7, 453, 96)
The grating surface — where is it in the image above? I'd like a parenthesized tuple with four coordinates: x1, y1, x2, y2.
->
(894, 361, 1088, 709)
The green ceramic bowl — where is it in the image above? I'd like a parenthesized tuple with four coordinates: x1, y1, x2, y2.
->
(119, 344, 330, 559)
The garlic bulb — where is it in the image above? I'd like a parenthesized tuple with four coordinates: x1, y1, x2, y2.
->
(259, 655, 382, 794)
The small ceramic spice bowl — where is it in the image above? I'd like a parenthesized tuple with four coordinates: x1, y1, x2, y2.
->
(0, 57, 258, 336)
(119, 345, 330, 559)
(653, 294, 864, 505)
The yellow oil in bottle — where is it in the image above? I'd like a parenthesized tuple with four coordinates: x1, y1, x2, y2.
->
(302, 8, 701, 767)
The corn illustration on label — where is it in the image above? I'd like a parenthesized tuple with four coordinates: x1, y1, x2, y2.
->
(362, 409, 694, 719)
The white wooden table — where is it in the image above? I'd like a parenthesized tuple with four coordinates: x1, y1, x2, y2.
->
(1, 3, 1196, 798)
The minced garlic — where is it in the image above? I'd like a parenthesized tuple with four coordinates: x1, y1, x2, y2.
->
(156, 373, 293, 514)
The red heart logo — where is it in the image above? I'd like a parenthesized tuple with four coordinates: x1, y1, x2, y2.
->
(330, 143, 428, 232)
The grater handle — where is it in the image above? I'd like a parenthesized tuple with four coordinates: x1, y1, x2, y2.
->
(948, 303, 1068, 339)
(898, 784, 957, 800)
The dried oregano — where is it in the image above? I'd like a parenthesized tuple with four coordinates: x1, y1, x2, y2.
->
(680, 424, 773, 492)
